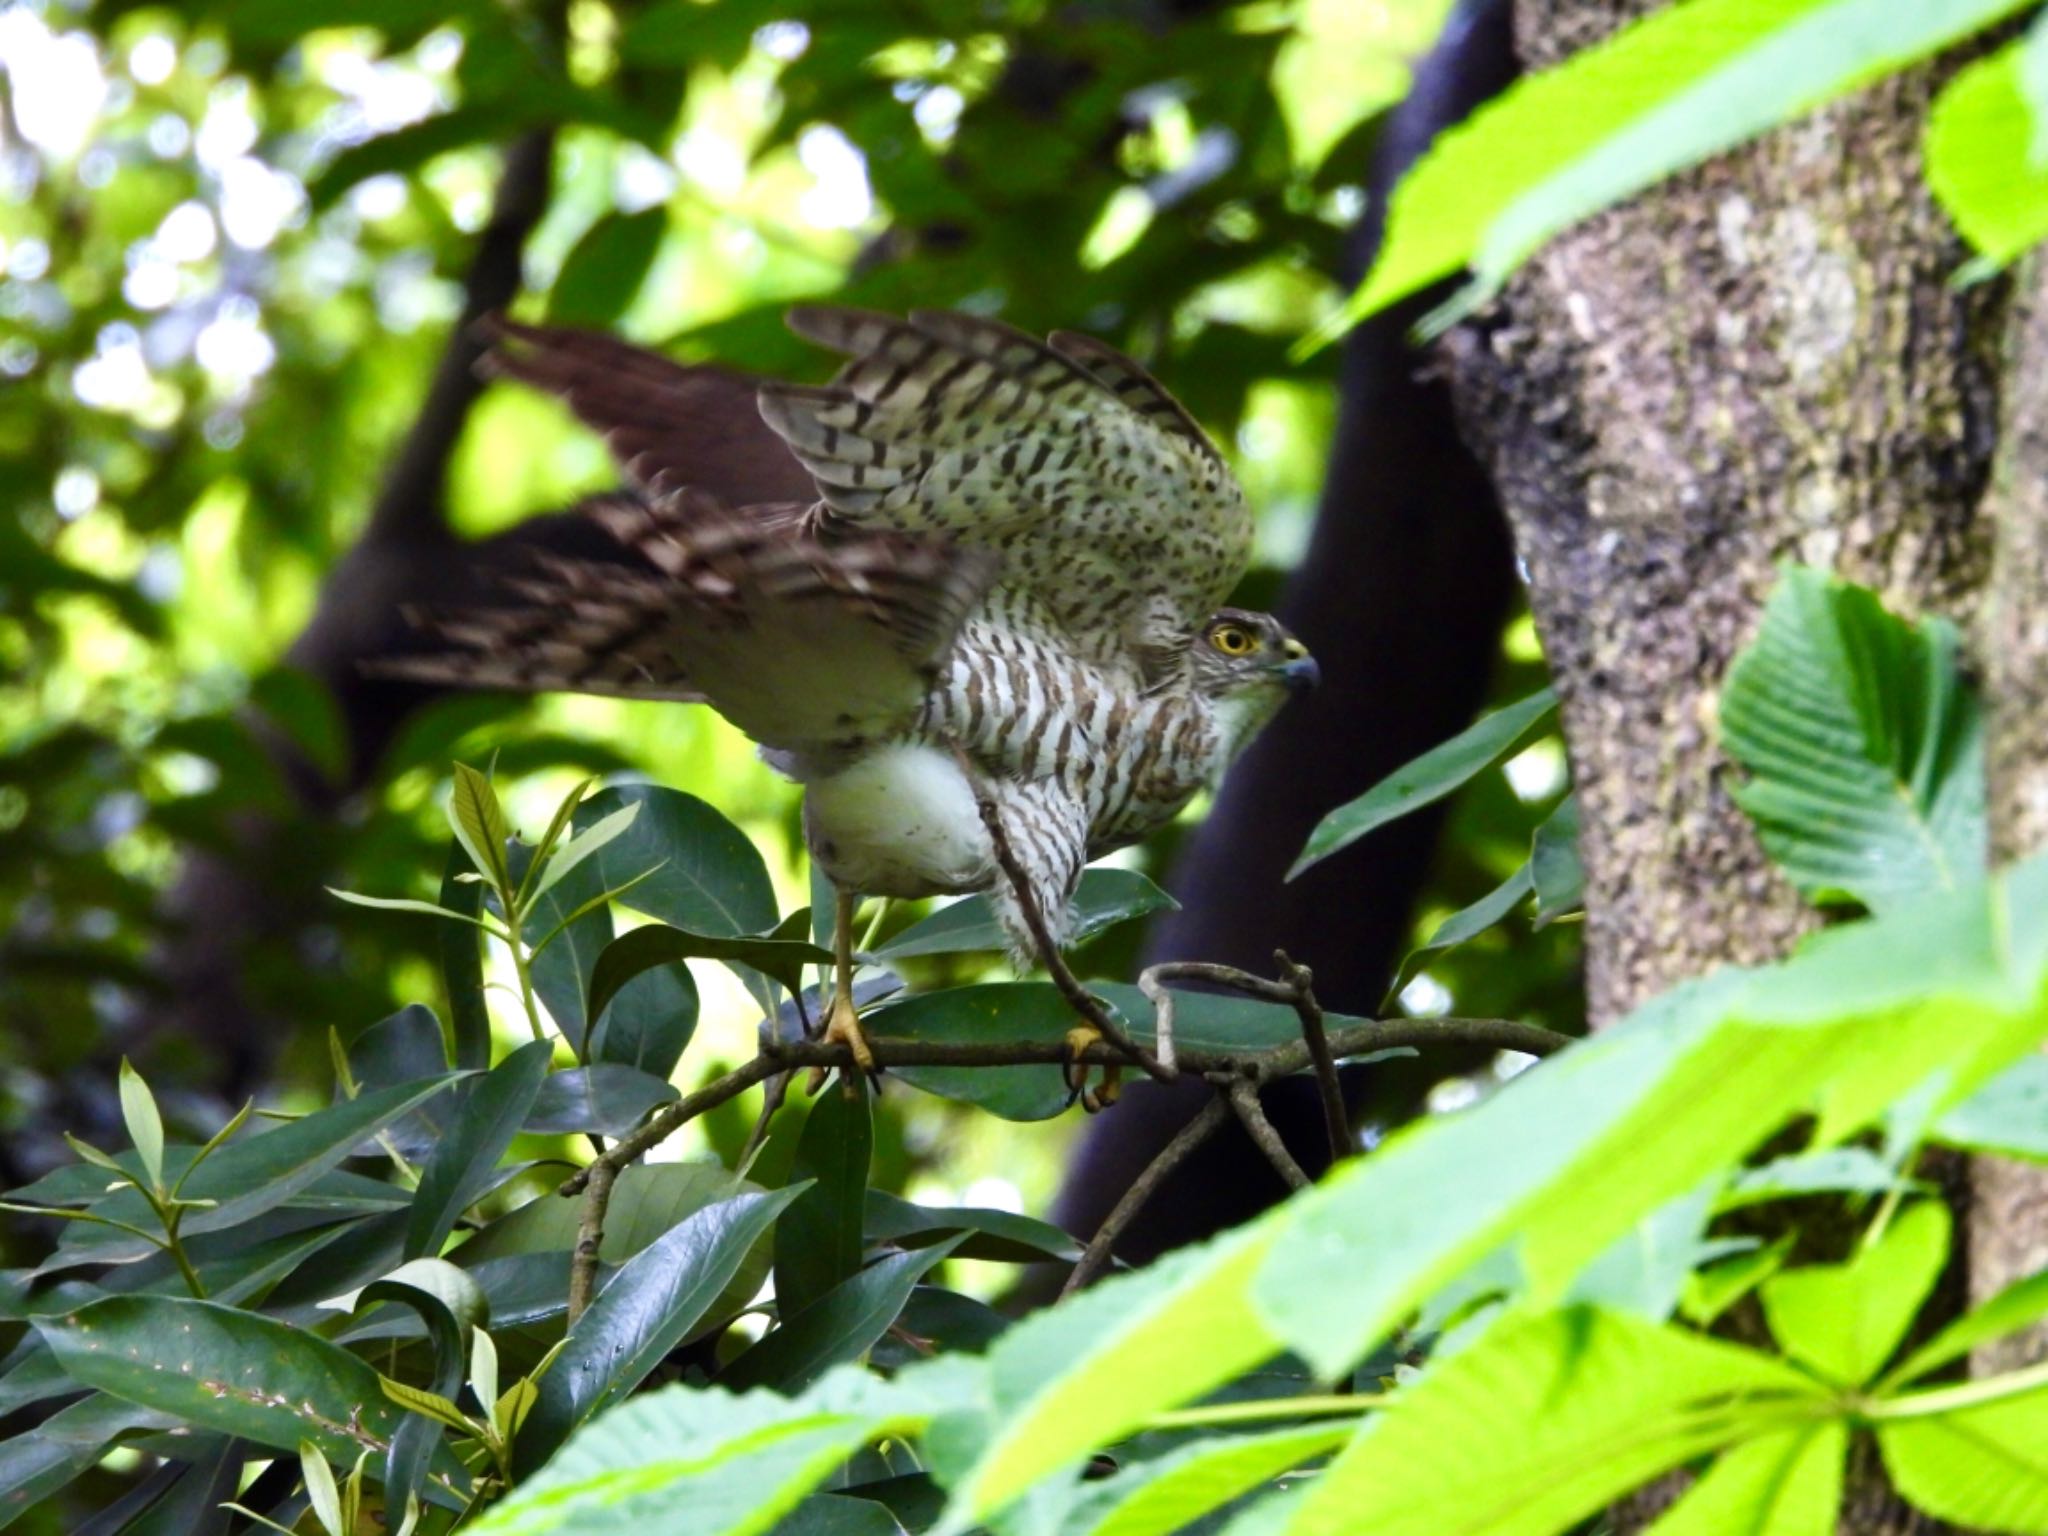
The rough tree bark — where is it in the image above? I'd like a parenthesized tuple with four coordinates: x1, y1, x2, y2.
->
(1443, 4, 2009, 1529)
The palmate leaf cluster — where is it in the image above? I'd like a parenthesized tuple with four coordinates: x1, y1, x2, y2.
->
(3, 564, 2046, 1535)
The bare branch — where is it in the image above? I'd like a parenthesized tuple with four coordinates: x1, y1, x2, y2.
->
(1224, 1076, 1311, 1192)
(567, 1158, 616, 1325)
(1062, 1095, 1232, 1297)
(1276, 951, 1351, 1165)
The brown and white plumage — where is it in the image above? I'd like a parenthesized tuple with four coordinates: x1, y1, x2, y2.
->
(378, 309, 1314, 968)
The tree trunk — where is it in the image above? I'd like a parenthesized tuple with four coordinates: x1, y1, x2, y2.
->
(1445, 4, 2006, 1528)
(1970, 253, 2048, 1375)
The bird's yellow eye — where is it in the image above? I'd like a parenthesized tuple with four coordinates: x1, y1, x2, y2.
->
(1210, 625, 1255, 657)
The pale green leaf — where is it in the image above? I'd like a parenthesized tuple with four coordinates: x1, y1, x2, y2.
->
(1065, 1422, 1353, 1536)
(117, 1059, 164, 1194)
(1935, 1053, 2048, 1160)
(1880, 1385, 2048, 1532)
(1760, 1201, 1950, 1385)
(301, 1441, 346, 1536)
(527, 802, 641, 913)
(1886, 1265, 2048, 1388)
(1645, 1423, 1846, 1535)
(450, 762, 513, 892)
(1927, 39, 2048, 269)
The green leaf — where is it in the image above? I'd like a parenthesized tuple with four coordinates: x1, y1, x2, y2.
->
(1879, 1386, 2048, 1531)
(1681, 1235, 1796, 1329)
(0, 1394, 177, 1522)
(469, 1367, 955, 1536)
(1646, 1423, 1846, 1536)
(1718, 1147, 1917, 1211)
(524, 1064, 679, 1137)
(117, 1059, 166, 1194)
(1065, 1421, 1354, 1536)
(769, 1494, 911, 1536)
(1385, 863, 1535, 1005)
(721, 1239, 965, 1395)
(1333, 0, 2035, 331)
(407, 1040, 552, 1261)
(301, 1440, 346, 1536)
(1529, 794, 1584, 927)
(308, 105, 523, 212)
(37, 1296, 468, 1497)
(455, 1162, 765, 1268)
(1927, 39, 2048, 270)
(325, 890, 493, 926)
(441, 842, 493, 1072)
(588, 923, 832, 1026)
(777, 1081, 875, 1319)
(1935, 1053, 2048, 1160)
(450, 763, 514, 895)
(527, 801, 641, 914)
(875, 870, 1179, 959)
(516, 1187, 806, 1468)
(1886, 1265, 2048, 1388)
(1289, 689, 1555, 878)
(1760, 1201, 1950, 1384)
(248, 665, 349, 786)
(862, 1192, 1081, 1265)
(580, 786, 782, 1013)
(1294, 1307, 1821, 1535)
(548, 209, 669, 328)
(1720, 565, 1985, 912)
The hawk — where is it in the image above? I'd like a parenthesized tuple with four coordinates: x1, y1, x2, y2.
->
(381, 309, 1317, 1086)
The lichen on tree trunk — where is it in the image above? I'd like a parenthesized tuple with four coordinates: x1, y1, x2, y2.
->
(1444, 4, 2007, 1529)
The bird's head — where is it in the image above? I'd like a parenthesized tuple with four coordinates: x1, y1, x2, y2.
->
(1190, 608, 1318, 752)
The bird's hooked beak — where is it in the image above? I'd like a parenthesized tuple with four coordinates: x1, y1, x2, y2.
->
(1279, 637, 1319, 696)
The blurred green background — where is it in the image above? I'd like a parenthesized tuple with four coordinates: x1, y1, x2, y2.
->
(0, 0, 1577, 1259)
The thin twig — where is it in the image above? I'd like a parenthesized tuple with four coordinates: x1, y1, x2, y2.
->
(1061, 1096, 1233, 1297)
(947, 742, 1170, 1083)
(561, 1055, 784, 1196)
(1276, 951, 1351, 1165)
(567, 1159, 616, 1325)
(1224, 1077, 1312, 1192)
(739, 1069, 794, 1170)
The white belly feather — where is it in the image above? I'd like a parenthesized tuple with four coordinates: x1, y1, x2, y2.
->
(804, 743, 994, 899)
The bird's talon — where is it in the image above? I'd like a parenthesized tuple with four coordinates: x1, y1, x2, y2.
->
(1063, 1023, 1121, 1112)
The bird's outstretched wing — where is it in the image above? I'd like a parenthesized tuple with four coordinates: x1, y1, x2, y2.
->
(756, 307, 1252, 675)
(372, 490, 997, 754)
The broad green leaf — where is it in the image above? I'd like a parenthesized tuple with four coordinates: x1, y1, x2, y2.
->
(0, 1394, 177, 1524)
(1760, 1201, 1950, 1385)
(549, 208, 669, 328)
(1565, 1182, 1720, 1321)
(863, 1192, 1081, 1265)
(875, 870, 1179, 959)
(470, 1366, 963, 1536)
(524, 1064, 679, 1138)
(1290, 1308, 1822, 1536)
(722, 1239, 965, 1395)
(871, 1286, 1009, 1370)
(1064, 1422, 1353, 1536)
(517, 1187, 805, 1468)
(1935, 1053, 2048, 1160)
(118, 1059, 165, 1193)
(1646, 1423, 1846, 1535)
(455, 1162, 764, 1268)
(37, 1296, 469, 1499)
(769, 1494, 909, 1536)
(449, 762, 514, 894)
(440, 841, 493, 1071)
(1927, 40, 2048, 269)
(580, 785, 782, 1013)
(1385, 863, 1534, 1004)
(1290, 688, 1555, 878)
(1720, 566, 1985, 912)
(1334, 0, 2035, 330)
(1879, 1386, 2048, 1531)
(941, 1228, 1285, 1522)
(1886, 1266, 2048, 1387)
(1529, 794, 1584, 927)
(406, 1040, 552, 1261)
(778, 1080, 874, 1318)
(587, 923, 832, 1024)
(1681, 1235, 1796, 1328)
(1718, 1147, 1916, 1211)
(40, 1078, 459, 1263)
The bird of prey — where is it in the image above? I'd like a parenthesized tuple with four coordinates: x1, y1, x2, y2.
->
(380, 308, 1317, 1092)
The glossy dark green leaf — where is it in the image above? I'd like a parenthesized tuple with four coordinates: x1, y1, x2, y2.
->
(1290, 688, 1556, 878)
(440, 842, 492, 1072)
(768, 1493, 910, 1536)
(347, 1260, 486, 1508)
(346, 1003, 456, 1155)
(549, 208, 669, 327)
(777, 1081, 874, 1319)
(84, 1435, 240, 1536)
(37, 1297, 468, 1501)
(579, 785, 782, 1012)
(453, 1161, 764, 1267)
(874, 870, 1179, 960)
(1722, 566, 1985, 913)
(517, 1187, 806, 1468)
(720, 1238, 964, 1395)
(869, 1286, 1008, 1371)
(0, 1394, 178, 1528)
(406, 1040, 552, 1260)
(589, 922, 832, 1025)
(36, 1078, 460, 1266)
(1530, 793, 1584, 927)
(1384, 863, 1534, 1007)
(524, 1064, 680, 1137)
(863, 1192, 1081, 1264)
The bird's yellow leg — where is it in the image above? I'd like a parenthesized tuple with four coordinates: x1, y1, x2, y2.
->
(1063, 1023, 1122, 1112)
(810, 887, 875, 1093)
